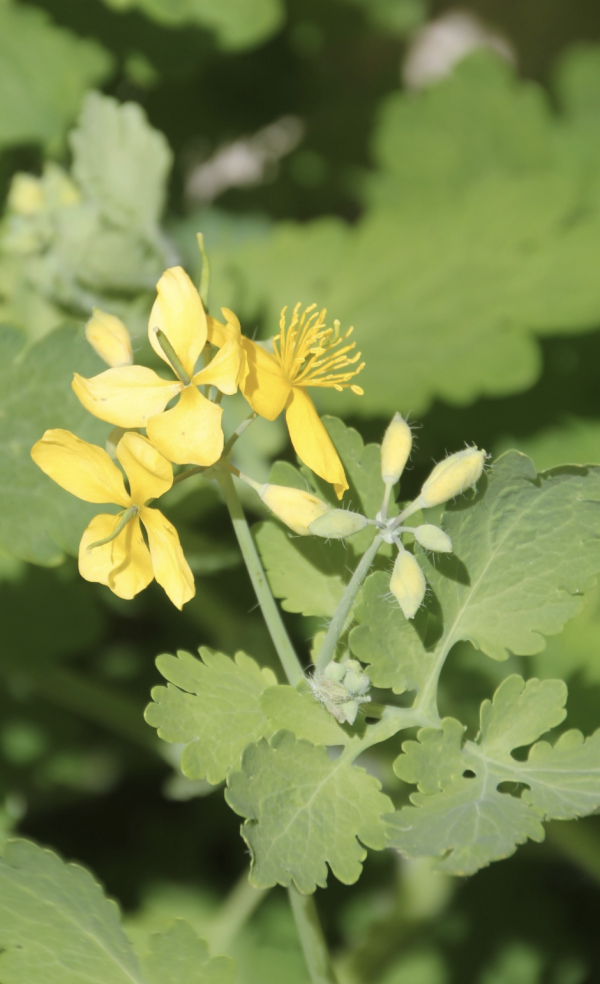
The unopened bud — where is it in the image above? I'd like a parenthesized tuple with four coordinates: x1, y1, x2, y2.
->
(343, 669, 370, 696)
(85, 309, 133, 368)
(419, 448, 485, 508)
(381, 413, 412, 484)
(390, 550, 426, 619)
(259, 484, 330, 536)
(413, 524, 452, 552)
(323, 661, 346, 683)
(309, 509, 367, 539)
(338, 699, 359, 725)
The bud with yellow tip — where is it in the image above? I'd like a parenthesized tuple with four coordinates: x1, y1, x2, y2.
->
(85, 309, 133, 368)
(309, 509, 367, 539)
(418, 448, 486, 509)
(259, 484, 330, 536)
(390, 549, 426, 619)
(381, 413, 412, 485)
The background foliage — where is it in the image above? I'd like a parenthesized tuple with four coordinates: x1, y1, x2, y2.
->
(4, 0, 600, 981)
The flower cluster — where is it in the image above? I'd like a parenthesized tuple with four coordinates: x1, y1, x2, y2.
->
(31, 265, 364, 607)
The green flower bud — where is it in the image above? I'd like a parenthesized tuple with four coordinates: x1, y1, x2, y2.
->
(343, 669, 370, 696)
(390, 549, 426, 619)
(381, 413, 412, 484)
(259, 484, 330, 536)
(419, 448, 486, 508)
(413, 524, 452, 552)
(339, 699, 360, 725)
(309, 509, 367, 539)
(323, 661, 346, 683)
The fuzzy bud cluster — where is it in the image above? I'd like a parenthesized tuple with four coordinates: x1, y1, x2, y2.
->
(312, 659, 371, 725)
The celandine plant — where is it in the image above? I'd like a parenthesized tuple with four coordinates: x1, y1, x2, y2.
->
(26, 247, 600, 984)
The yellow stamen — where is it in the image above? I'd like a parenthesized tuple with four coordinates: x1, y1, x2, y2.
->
(273, 303, 365, 393)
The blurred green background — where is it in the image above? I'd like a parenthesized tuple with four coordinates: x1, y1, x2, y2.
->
(4, 0, 600, 980)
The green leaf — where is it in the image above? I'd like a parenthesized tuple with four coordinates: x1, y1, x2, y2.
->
(210, 52, 600, 416)
(425, 451, 600, 662)
(70, 92, 172, 232)
(254, 521, 349, 617)
(0, 323, 111, 565)
(0, 2, 112, 152)
(145, 648, 277, 784)
(496, 417, 600, 473)
(387, 675, 600, 875)
(142, 920, 235, 984)
(99, 0, 284, 50)
(261, 683, 354, 746)
(0, 839, 233, 984)
(0, 838, 144, 982)
(226, 730, 393, 892)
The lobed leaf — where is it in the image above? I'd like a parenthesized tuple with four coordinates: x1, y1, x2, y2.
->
(226, 730, 393, 892)
(387, 675, 600, 875)
(142, 920, 235, 984)
(145, 648, 277, 784)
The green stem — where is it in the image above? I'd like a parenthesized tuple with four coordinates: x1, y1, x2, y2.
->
(223, 412, 258, 457)
(153, 328, 192, 385)
(197, 232, 210, 311)
(216, 467, 304, 686)
(208, 870, 268, 953)
(288, 887, 338, 984)
(87, 505, 139, 551)
(316, 534, 383, 674)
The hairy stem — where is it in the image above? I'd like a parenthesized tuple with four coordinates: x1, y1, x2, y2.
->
(315, 534, 383, 674)
(288, 887, 338, 984)
(216, 467, 304, 686)
(208, 870, 268, 953)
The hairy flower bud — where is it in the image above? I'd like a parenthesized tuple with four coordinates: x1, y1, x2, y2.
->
(259, 484, 330, 536)
(390, 550, 426, 619)
(323, 661, 346, 683)
(85, 309, 133, 368)
(419, 448, 485, 508)
(309, 509, 367, 539)
(413, 524, 452, 552)
(381, 413, 412, 484)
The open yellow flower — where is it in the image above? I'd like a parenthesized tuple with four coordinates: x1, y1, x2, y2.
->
(31, 429, 194, 609)
(210, 303, 364, 499)
(72, 267, 242, 467)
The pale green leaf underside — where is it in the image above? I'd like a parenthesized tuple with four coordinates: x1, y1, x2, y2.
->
(209, 53, 600, 416)
(0, 840, 232, 984)
(145, 648, 277, 784)
(99, 0, 284, 50)
(387, 676, 600, 875)
(226, 730, 393, 893)
(0, 323, 111, 564)
(0, 2, 112, 151)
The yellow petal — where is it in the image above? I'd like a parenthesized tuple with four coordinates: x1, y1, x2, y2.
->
(85, 309, 133, 367)
(240, 338, 290, 420)
(31, 429, 130, 506)
(285, 387, 348, 499)
(116, 431, 172, 506)
(146, 385, 224, 466)
(206, 308, 240, 348)
(193, 338, 242, 396)
(79, 513, 153, 599)
(140, 506, 195, 609)
(148, 266, 207, 379)
(72, 366, 181, 428)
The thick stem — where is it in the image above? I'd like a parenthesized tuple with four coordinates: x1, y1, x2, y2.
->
(208, 870, 268, 953)
(288, 887, 338, 984)
(216, 468, 304, 686)
(316, 534, 383, 674)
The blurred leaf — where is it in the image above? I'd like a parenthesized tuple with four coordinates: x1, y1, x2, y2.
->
(387, 676, 600, 875)
(0, 1, 112, 152)
(142, 919, 235, 984)
(341, 0, 426, 36)
(70, 91, 172, 233)
(145, 649, 277, 784)
(99, 0, 284, 50)
(496, 417, 600, 472)
(0, 839, 232, 984)
(210, 53, 600, 417)
(226, 729, 393, 892)
(0, 323, 111, 564)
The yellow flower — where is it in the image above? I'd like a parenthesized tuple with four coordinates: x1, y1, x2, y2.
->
(85, 309, 133, 368)
(31, 429, 194, 609)
(210, 303, 364, 499)
(72, 267, 242, 467)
